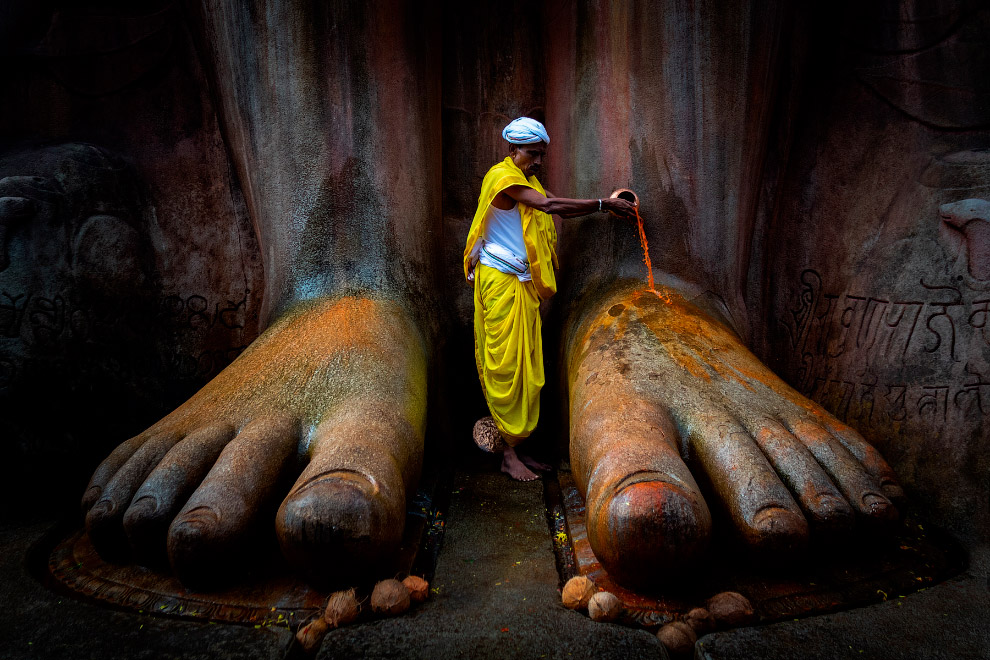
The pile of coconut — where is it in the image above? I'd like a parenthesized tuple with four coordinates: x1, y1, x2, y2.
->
(296, 575, 430, 653)
(561, 576, 755, 657)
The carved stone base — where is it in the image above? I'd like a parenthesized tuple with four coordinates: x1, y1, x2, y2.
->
(48, 529, 324, 627)
(45, 474, 446, 626)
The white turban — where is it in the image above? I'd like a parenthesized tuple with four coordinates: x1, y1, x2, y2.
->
(502, 117, 550, 145)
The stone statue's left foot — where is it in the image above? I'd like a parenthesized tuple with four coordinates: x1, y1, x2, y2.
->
(566, 282, 904, 588)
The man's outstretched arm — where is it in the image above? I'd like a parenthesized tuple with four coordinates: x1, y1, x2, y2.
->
(504, 185, 637, 218)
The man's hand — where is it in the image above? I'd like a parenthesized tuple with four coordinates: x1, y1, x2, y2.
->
(604, 197, 638, 219)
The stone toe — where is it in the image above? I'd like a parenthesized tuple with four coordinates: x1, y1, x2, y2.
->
(589, 476, 711, 588)
(276, 470, 402, 585)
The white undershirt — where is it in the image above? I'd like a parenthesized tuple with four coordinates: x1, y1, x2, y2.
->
(478, 201, 531, 281)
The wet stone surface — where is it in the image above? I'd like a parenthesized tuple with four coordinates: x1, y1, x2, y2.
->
(0, 519, 295, 660)
(3, 459, 988, 659)
(696, 550, 990, 660)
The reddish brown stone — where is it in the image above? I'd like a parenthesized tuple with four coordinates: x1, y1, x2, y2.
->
(0, 0, 984, 603)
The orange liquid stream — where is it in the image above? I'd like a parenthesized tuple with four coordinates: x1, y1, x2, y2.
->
(634, 206, 655, 291)
(634, 206, 669, 302)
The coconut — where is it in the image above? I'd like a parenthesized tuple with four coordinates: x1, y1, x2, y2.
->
(324, 588, 360, 628)
(296, 617, 329, 653)
(561, 575, 596, 609)
(683, 607, 715, 635)
(371, 578, 411, 616)
(706, 591, 755, 628)
(657, 621, 697, 656)
(587, 591, 622, 622)
(472, 416, 507, 453)
(402, 575, 429, 603)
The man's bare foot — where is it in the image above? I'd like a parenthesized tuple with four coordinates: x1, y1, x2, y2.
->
(475, 416, 550, 480)
(566, 282, 904, 588)
(517, 450, 552, 472)
(81, 297, 427, 587)
(501, 446, 541, 482)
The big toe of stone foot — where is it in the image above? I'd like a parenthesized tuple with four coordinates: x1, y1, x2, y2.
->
(588, 475, 712, 588)
(276, 470, 403, 585)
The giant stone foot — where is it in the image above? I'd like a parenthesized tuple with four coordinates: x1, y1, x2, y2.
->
(81, 296, 426, 588)
(566, 281, 904, 588)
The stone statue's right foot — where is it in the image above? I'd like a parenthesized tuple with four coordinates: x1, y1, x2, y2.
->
(166, 416, 298, 587)
(122, 424, 234, 567)
(276, 399, 423, 585)
(80, 297, 427, 588)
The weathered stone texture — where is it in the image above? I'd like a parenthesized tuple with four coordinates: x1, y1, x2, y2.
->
(0, 0, 986, 597)
(0, 5, 264, 507)
(755, 3, 990, 545)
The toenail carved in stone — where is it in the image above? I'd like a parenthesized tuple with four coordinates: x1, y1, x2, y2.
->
(589, 476, 711, 588)
(750, 505, 808, 551)
(861, 493, 898, 522)
(806, 493, 855, 532)
(174, 504, 221, 529)
(125, 495, 159, 518)
(89, 498, 116, 519)
(168, 506, 226, 586)
(276, 469, 401, 585)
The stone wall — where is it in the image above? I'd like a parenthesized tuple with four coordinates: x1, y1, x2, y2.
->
(755, 2, 990, 546)
(0, 4, 264, 508)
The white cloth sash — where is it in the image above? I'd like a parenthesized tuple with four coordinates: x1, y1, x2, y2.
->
(478, 240, 531, 281)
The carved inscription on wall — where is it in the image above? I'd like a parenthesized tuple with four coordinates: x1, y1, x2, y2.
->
(0, 289, 253, 388)
(781, 269, 990, 430)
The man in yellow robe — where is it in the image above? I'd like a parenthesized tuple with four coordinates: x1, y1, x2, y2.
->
(464, 117, 636, 480)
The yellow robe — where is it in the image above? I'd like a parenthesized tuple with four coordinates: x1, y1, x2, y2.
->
(464, 157, 558, 444)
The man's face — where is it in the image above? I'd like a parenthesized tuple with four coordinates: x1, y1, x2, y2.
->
(510, 142, 547, 177)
